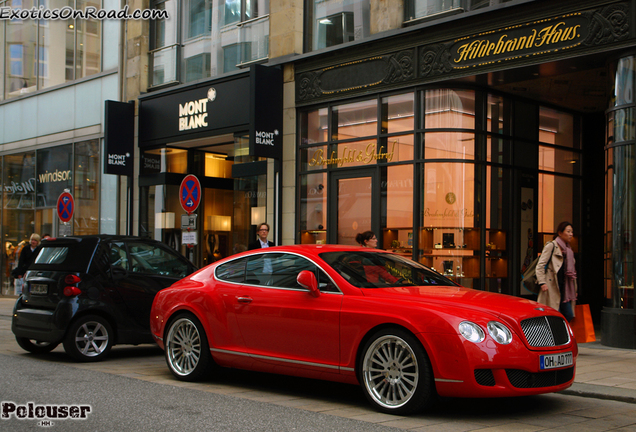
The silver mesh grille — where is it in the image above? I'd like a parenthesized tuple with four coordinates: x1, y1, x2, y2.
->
(520, 316, 570, 347)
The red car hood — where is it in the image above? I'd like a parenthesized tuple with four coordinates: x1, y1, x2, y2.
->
(360, 285, 556, 322)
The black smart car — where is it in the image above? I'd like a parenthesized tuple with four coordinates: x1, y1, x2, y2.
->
(12, 235, 197, 362)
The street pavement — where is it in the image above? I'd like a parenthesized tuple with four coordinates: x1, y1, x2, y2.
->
(1, 294, 635, 427)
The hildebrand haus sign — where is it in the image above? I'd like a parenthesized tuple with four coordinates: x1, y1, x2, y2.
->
(451, 13, 587, 68)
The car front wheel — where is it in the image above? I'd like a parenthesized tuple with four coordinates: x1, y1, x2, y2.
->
(15, 337, 59, 354)
(63, 315, 113, 362)
(165, 313, 214, 381)
(360, 328, 435, 415)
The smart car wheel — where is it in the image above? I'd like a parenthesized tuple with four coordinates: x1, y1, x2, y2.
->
(63, 315, 113, 362)
(15, 337, 59, 354)
(360, 328, 435, 415)
(165, 313, 214, 381)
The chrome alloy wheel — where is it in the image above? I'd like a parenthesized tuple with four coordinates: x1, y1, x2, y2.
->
(73, 321, 109, 357)
(362, 335, 419, 410)
(166, 317, 202, 376)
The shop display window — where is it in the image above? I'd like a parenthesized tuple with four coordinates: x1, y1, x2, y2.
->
(300, 173, 327, 245)
(74, 140, 100, 235)
(333, 99, 377, 141)
(539, 107, 576, 148)
(382, 93, 414, 134)
(300, 108, 328, 145)
(424, 89, 475, 129)
(423, 132, 475, 160)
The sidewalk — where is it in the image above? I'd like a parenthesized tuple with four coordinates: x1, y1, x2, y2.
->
(1, 295, 635, 404)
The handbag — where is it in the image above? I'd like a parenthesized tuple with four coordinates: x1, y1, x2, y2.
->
(522, 242, 555, 294)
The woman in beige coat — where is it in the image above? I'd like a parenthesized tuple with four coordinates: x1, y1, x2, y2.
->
(536, 221, 577, 321)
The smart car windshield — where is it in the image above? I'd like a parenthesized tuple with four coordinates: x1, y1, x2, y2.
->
(319, 251, 457, 288)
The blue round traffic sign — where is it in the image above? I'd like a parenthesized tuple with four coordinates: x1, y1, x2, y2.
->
(179, 174, 201, 214)
(57, 191, 74, 223)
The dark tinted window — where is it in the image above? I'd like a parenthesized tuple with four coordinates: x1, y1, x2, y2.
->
(30, 238, 98, 272)
(125, 241, 192, 277)
(320, 251, 456, 288)
(216, 258, 247, 283)
(244, 253, 338, 292)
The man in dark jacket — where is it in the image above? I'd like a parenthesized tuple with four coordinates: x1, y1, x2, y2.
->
(248, 223, 274, 250)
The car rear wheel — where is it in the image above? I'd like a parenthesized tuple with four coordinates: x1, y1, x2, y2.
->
(165, 313, 214, 381)
(63, 315, 113, 362)
(15, 337, 59, 354)
(360, 328, 435, 415)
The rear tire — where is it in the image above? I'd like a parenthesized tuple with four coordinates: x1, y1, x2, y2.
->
(15, 337, 58, 354)
(359, 328, 435, 415)
(63, 315, 113, 362)
(164, 313, 215, 381)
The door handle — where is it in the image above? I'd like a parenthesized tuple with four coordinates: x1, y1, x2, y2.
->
(237, 296, 252, 304)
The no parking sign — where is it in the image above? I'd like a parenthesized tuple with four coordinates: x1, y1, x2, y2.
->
(179, 174, 201, 214)
(57, 191, 74, 223)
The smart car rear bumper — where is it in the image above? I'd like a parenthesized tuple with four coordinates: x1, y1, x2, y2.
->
(11, 299, 71, 344)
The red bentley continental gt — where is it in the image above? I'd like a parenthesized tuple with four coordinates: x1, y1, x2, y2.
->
(150, 245, 577, 415)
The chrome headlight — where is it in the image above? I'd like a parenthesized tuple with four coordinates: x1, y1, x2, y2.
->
(459, 321, 485, 343)
(487, 321, 513, 345)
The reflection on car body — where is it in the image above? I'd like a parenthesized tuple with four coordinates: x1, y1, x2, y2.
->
(150, 245, 578, 415)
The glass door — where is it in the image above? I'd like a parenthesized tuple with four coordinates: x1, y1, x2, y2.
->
(328, 169, 379, 246)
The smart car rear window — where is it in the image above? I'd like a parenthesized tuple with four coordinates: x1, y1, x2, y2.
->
(30, 239, 98, 272)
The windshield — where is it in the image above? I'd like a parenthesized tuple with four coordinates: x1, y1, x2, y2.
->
(319, 251, 457, 288)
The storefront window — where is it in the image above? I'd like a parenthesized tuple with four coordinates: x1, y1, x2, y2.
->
(538, 174, 574, 236)
(539, 146, 580, 175)
(74, 140, 99, 235)
(141, 148, 189, 174)
(539, 107, 576, 148)
(423, 132, 475, 160)
(424, 89, 475, 129)
(382, 93, 414, 133)
(300, 108, 328, 145)
(300, 172, 327, 245)
(419, 162, 478, 287)
(333, 98, 377, 140)
(383, 165, 413, 256)
(2, 152, 36, 293)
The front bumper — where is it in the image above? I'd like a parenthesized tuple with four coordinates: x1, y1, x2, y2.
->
(421, 332, 578, 398)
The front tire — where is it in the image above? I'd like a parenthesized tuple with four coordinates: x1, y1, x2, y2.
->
(63, 315, 113, 362)
(164, 313, 214, 381)
(15, 337, 59, 354)
(360, 328, 435, 415)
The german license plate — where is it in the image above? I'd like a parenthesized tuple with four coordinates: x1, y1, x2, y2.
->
(30, 283, 48, 295)
(540, 352, 573, 370)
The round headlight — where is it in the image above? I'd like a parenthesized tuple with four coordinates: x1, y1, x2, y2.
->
(459, 321, 485, 343)
(487, 321, 513, 345)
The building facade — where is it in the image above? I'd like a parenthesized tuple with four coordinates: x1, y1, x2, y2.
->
(1, 0, 635, 347)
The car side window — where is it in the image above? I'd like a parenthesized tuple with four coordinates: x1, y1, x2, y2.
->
(126, 242, 190, 277)
(216, 258, 247, 283)
(109, 243, 129, 271)
(245, 253, 333, 291)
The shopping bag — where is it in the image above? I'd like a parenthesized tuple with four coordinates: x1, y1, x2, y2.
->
(570, 304, 596, 343)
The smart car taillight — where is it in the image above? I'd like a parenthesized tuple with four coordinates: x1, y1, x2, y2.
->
(63, 286, 82, 297)
(64, 274, 81, 284)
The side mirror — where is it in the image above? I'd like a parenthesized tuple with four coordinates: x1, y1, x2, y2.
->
(297, 270, 320, 297)
(111, 266, 128, 280)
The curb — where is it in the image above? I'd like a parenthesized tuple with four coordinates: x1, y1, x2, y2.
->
(560, 383, 636, 404)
